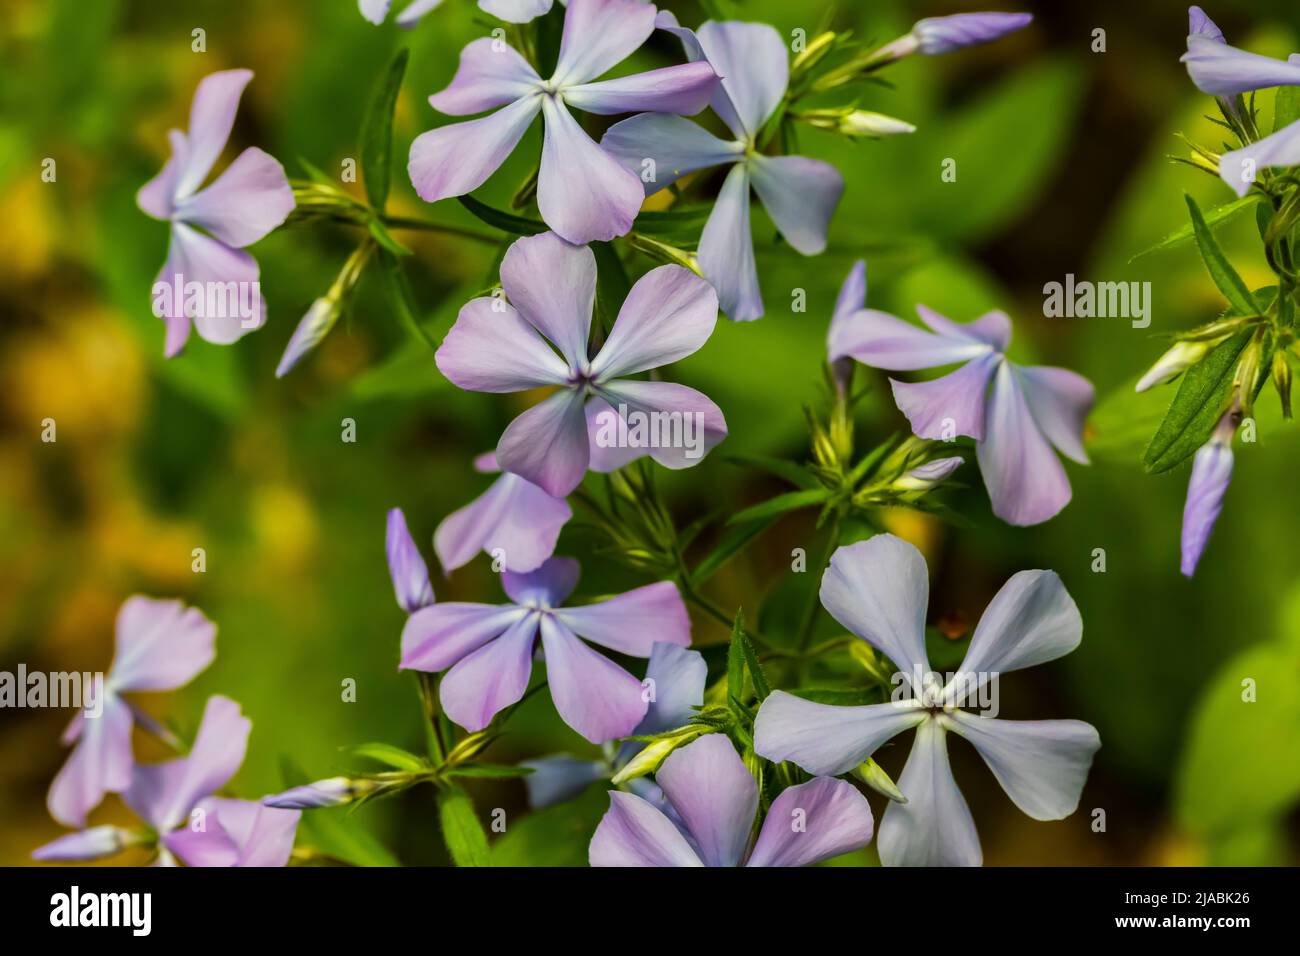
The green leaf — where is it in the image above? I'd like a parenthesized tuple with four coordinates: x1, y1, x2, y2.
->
(1128, 193, 1261, 262)
(591, 241, 630, 333)
(367, 217, 412, 256)
(725, 452, 819, 490)
(727, 610, 746, 708)
(344, 742, 426, 772)
(1275, 85, 1300, 134)
(490, 787, 607, 866)
(633, 205, 713, 238)
(436, 784, 491, 867)
(1185, 193, 1259, 317)
(1142, 330, 1251, 473)
(690, 516, 777, 586)
(458, 195, 546, 235)
(790, 687, 878, 705)
(378, 248, 439, 352)
(279, 758, 399, 867)
(444, 763, 534, 779)
(728, 488, 829, 525)
(736, 619, 771, 702)
(359, 48, 408, 210)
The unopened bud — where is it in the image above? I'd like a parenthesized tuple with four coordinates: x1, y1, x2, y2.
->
(262, 776, 379, 810)
(892, 456, 963, 492)
(839, 110, 917, 139)
(790, 31, 837, 81)
(1135, 340, 1216, 392)
(1273, 351, 1292, 418)
(611, 731, 701, 785)
(855, 758, 907, 803)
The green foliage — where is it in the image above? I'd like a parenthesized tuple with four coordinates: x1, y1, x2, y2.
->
(436, 785, 492, 867)
(360, 48, 409, 210)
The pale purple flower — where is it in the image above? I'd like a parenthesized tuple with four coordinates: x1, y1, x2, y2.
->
(911, 12, 1033, 55)
(361, 0, 554, 27)
(435, 231, 727, 497)
(37, 696, 299, 867)
(753, 535, 1100, 867)
(386, 508, 435, 613)
(1180, 413, 1236, 577)
(522, 642, 705, 808)
(435, 453, 572, 574)
(894, 456, 965, 492)
(47, 596, 216, 829)
(833, 304, 1094, 525)
(408, 0, 718, 244)
(1181, 7, 1300, 97)
(1220, 114, 1300, 197)
(601, 16, 844, 321)
(589, 733, 874, 866)
(400, 557, 690, 742)
(137, 69, 294, 357)
(263, 777, 358, 810)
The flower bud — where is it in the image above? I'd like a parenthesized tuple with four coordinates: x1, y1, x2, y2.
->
(32, 825, 141, 862)
(1180, 421, 1235, 577)
(275, 241, 374, 378)
(790, 31, 837, 81)
(855, 758, 907, 803)
(891, 456, 963, 493)
(611, 731, 701, 785)
(1135, 340, 1217, 392)
(839, 110, 917, 139)
(1273, 351, 1292, 418)
(910, 12, 1033, 55)
(262, 776, 379, 810)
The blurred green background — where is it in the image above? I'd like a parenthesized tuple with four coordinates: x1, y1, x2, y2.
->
(2, 0, 1299, 866)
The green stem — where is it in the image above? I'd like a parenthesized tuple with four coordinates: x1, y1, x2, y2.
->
(378, 215, 499, 245)
(794, 513, 842, 681)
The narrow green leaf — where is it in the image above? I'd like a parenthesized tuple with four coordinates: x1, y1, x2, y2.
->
(344, 742, 426, 772)
(378, 248, 438, 352)
(1275, 85, 1300, 134)
(591, 241, 630, 333)
(1185, 193, 1259, 317)
(367, 217, 412, 256)
(690, 516, 777, 586)
(738, 623, 771, 702)
(444, 763, 534, 779)
(436, 785, 491, 867)
(727, 610, 746, 708)
(360, 48, 408, 210)
(727, 488, 829, 525)
(724, 452, 819, 490)
(1128, 193, 1261, 262)
(458, 195, 547, 235)
(791, 687, 879, 706)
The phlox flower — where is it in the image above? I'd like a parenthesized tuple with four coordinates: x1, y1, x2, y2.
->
(1180, 410, 1237, 577)
(435, 230, 727, 498)
(753, 535, 1100, 867)
(408, 0, 719, 244)
(36, 696, 300, 867)
(137, 69, 294, 357)
(399, 556, 689, 743)
(589, 733, 874, 867)
(47, 596, 216, 829)
(386, 507, 436, 613)
(601, 15, 845, 321)
(832, 302, 1093, 525)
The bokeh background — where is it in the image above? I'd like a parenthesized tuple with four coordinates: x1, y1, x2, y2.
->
(3, 0, 1299, 866)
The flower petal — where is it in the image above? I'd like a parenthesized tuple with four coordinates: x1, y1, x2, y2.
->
(877, 719, 981, 866)
(1181, 437, 1234, 577)
(747, 154, 843, 256)
(161, 821, 240, 868)
(400, 603, 524, 672)
(912, 12, 1033, 55)
(537, 96, 644, 244)
(1182, 34, 1300, 97)
(585, 395, 646, 471)
(563, 62, 719, 116)
(520, 755, 608, 809)
(1220, 118, 1300, 198)
(916, 304, 1012, 352)
(600, 113, 741, 197)
(554, 581, 690, 656)
(47, 696, 134, 828)
(946, 711, 1099, 820)
(635, 643, 707, 734)
(434, 472, 572, 573)
(203, 797, 300, 867)
(831, 308, 994, 370)
(655, 734, 757, 868)
(500, 231, 596, 370)
(1015, 364, 1095, 465)
(819, 536, 933, 686)
(696, 21, 788, 139)
(110, 595, 216, 692)
(440, 614, 539, 732)
(435, 297, 571, 393)
(593, 379, 728, 470)
(540, 615, 648, 743)
(479, 0, 554, 24)
(747, 776, 874, 867)
(155, 223, 266, 349)
(32, 825, 135, 863)
(553, 0, 656, 87)
(753, 690, 926, 777)
(496, 387, 592, 497)
(173, 147, 294, 248)
(386, 508, 434, 612)
(889, 352, 998, 441)
(138, 130, 187, 220)
(697, 163, 762, 321)
(428, 37, 541, 116)
(828, 259, 867, 348)
(174, 69, 253, 200)
(502, 555, 580, 605)
(408, 94, 541, 203)
(589, 790, 703, 866)
(590, 264, 718, 379)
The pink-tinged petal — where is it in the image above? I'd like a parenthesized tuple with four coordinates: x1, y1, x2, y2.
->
(553, 0, 656, 86)
(696, 21, 788, 139)
(554, 581, 689, 656)
(1188, 5, 1225, 42)
(386, 508, 434, 612)
(563, 62, 719, 116)
(540, 615, 648, 743)
(746, 154, 843, 256)
(400, 603, 524, 672)
(435, 472, 571, 573)
(137, 131, 187, 219)
(747, 776, 874, 867)
(593, 379, 728, 470)
(500, 231, 596, 369)
(916, 304, 1012, 352)
(440, 614, 539, 732)
(479, 0, 554, 25)
(408, 94, 541, 202)
(946, 711, 1099, 821)
(174, 70, 254, 201)
(33, 825, 135, 863)
(590, 264, 718, 380)
(1015, 364, 1094, 464)
(47, 696, 134, 828)
(877, 719, 981, 866)
(753, 690, 926, 777)
(589, 790, 703, 866)
(831, 308, 993, 370)
(1220, 119, 1300, 197)
(395, 0, 446, 28)
(124, 695, 251, 831)
(890, 352, 998, 442)
(600, 112, 742, 196)
(636, 643, 707, 734)
(203, 797, 300, 867)
(976, 361, 1073, 526)
(435, 298, 571, 392)
(172, 147, 294, 248)
(497, 388, 592, 496)
(655, 734, 757, 867)
(828, 259, 867, 350)
(697, 163, 762, 321)
(428, 37, 541, 116)
(819, 536, 933, 686)
(947, 570, 1081, 706)
(154, 222, 266, 349)
(502, 555, 580, 605)
(586, 395, 645, 471)
(1181, 437, 1234, 577)
(1182, 35, 1300, 97)
(359, 0, 391, 25)
(110, 595, 216, 692)
(161, 822, 240, 868)
(537, 97, 644, 244)
(521, 755, 608, 808)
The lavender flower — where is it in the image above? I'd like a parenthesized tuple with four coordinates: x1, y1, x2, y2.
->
(1181, 6, 1300, 97)
(137, 70, 294, 357)
(408, 0, 718, 244)
(263, 777, 378, 810)
(360, 0, 553, 27)
(753, 535, 1100, 867)
(601, 16, 844, 321)
(589, 733, 874, 866)
(386, 508, 435, 613)
(910, 12, 1033, 55)
(400, 557, 690, 742)
(435, 231, 727, 497)
(833, 303, 1094, 525)
(1180, 412, 1237, 577)
(1220, 109, 1300, 197)
(47, 596, 216, 829)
